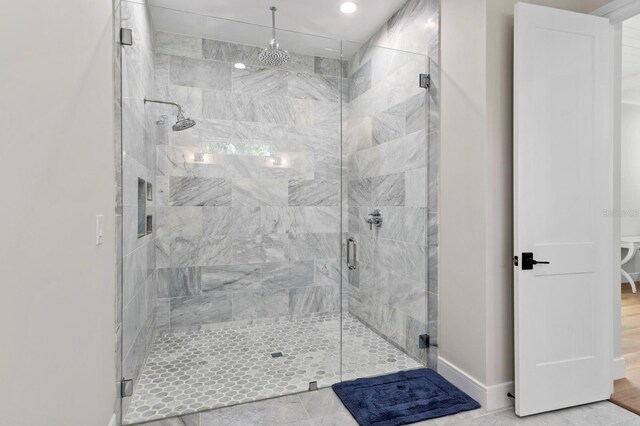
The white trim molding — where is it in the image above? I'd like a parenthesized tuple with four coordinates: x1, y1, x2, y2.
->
(437, 357, 515, 412)
(592, 0, 640, 23)
(613, 356, 626, 380)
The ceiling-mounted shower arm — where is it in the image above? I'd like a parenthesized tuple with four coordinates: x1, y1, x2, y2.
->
(270, 6, 277, 40)
(144, 98, 183, 116)
(268, 6, 280, 49)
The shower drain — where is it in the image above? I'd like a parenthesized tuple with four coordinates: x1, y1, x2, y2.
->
(271, 352, 283, 358)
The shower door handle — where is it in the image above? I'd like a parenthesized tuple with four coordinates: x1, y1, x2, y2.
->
(347, 237, 357, 270)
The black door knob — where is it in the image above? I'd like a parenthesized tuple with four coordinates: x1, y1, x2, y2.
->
(522, 252, 550, 270)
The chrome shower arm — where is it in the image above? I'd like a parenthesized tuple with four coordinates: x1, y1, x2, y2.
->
(144, 98, 182, 115)
(270, 6, 277, 41)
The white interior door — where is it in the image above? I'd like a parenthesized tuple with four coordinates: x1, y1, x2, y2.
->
(514, 2, 614, 417)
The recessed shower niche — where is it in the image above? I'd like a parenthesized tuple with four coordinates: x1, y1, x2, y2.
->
(115, 1, 439, 424)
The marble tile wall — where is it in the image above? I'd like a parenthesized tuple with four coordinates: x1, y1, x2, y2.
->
(119, 0, 161, 415)
(344, 0, 440, 366)
(152, 32, 343, 330)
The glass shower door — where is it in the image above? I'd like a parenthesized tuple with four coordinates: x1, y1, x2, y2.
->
(118, 3, 346, 423)
(341, 43, 431, 380)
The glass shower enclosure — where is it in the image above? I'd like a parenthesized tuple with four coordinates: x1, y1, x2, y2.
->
(116, 2, 433, 424)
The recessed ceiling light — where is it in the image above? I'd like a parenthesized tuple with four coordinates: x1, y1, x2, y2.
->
(234, 63, 246, 69)
(340, 2, 357, 14)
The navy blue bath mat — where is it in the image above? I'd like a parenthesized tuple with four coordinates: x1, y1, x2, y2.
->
(332, 368, 480, 426)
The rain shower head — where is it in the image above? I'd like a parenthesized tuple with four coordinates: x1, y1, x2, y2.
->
(258, 7, 290, 67)
(144, 98, 196, 132)
(173, 113, 196, 131)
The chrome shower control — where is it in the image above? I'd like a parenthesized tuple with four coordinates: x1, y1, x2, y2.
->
(366, 209, 383, 230)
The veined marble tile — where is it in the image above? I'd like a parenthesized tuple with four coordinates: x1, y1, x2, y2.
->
(154, 54, 170, 93)
(314, 154, 342, 181)
(348, 60, 372, 101)
(232, 178, 288, 207)
(348, 207, 360, 233)
(314, 260, 342, 286)
(232, 66, 288, 97)
(259, 95, 295, 124)
(288, 179, 340, 206)
(404, 92, 427, 134)
(288, 125, 340, 159)
(405, 167, 426, 207)
(232, 289, 289, 320)
(202, 206, 260, 237)
(289, 72, 340, 102)
(284, 52, 315, 73)
(261, 206, 289, 234)
(156, 267, 201, 298)
(155, 206, 203, 265)
(199, 394, 308, 426)
(170, 235, 232, 267)
(144, 413, 200, 426)
(289, 286, 339, 316)
(376, 238, 406, 277)
(406, 243, 427, 282)
(202, 39, 262, 66)
(165, 85, 203, 120)
(170, 293, 232, 327)
(372, 108, 406, 145)
(302, 206, 341, 233)
(155, 31, 203, 58)
(288, 233, 340, 261)
(169, 56, 231, 90)
(262, 233, 289, 262)
(260, 261, 314, 289)
(372, 172, 405, 206)
(232, 235, 265, 264)
(310, 101, 340, 128)
(353, 130, 426, 179)
(202, 90, 259, 122)
(348, 178, 372, 207)
(169, 177, 231, 206)
(314, 57, 343, 77)
(387, 273, 426, 322)
(288, 207, 306, 235)
(201, 264, 261, 292)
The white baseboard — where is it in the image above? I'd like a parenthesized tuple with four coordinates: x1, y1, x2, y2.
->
(108, 413, 116, 426)
(613, 356, 626, 380)
(437, 357, 514, 412)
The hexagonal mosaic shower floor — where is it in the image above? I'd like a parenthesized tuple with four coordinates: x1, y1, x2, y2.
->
(123, 313, 422, 424)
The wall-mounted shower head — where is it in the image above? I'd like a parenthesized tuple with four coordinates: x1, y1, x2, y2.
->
(144, 98, 196, 132)
(173, 113, 196, 131)
(258, 7, 290, 67)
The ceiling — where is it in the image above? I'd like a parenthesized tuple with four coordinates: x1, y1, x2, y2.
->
(147, 0, 407, 43)
(623, 15, 640, 103)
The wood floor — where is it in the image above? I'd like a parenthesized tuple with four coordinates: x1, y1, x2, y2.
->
(610, 285, 640, 415)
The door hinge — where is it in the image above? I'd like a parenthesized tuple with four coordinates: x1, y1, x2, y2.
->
(419, 334, 438, 349)
(120, 28, 133, 46)
(120, 379, 133, 397)
(513, 255, 518, 266)
(419, 73, 431, 89)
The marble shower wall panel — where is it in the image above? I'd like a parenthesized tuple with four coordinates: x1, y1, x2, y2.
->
(344, 0, 439, 366)
(120, 0, 160, 406)
(154, 32, 343, 330)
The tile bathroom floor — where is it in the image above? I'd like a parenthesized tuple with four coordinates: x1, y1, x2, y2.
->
(124, 313, 422, 424)
(142, 388, 640, 426)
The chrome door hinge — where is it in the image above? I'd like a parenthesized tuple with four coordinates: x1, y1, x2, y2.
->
(419, 73, 431, 89)
(120, 28, 133, 46)
(120, 379, 133, 397)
